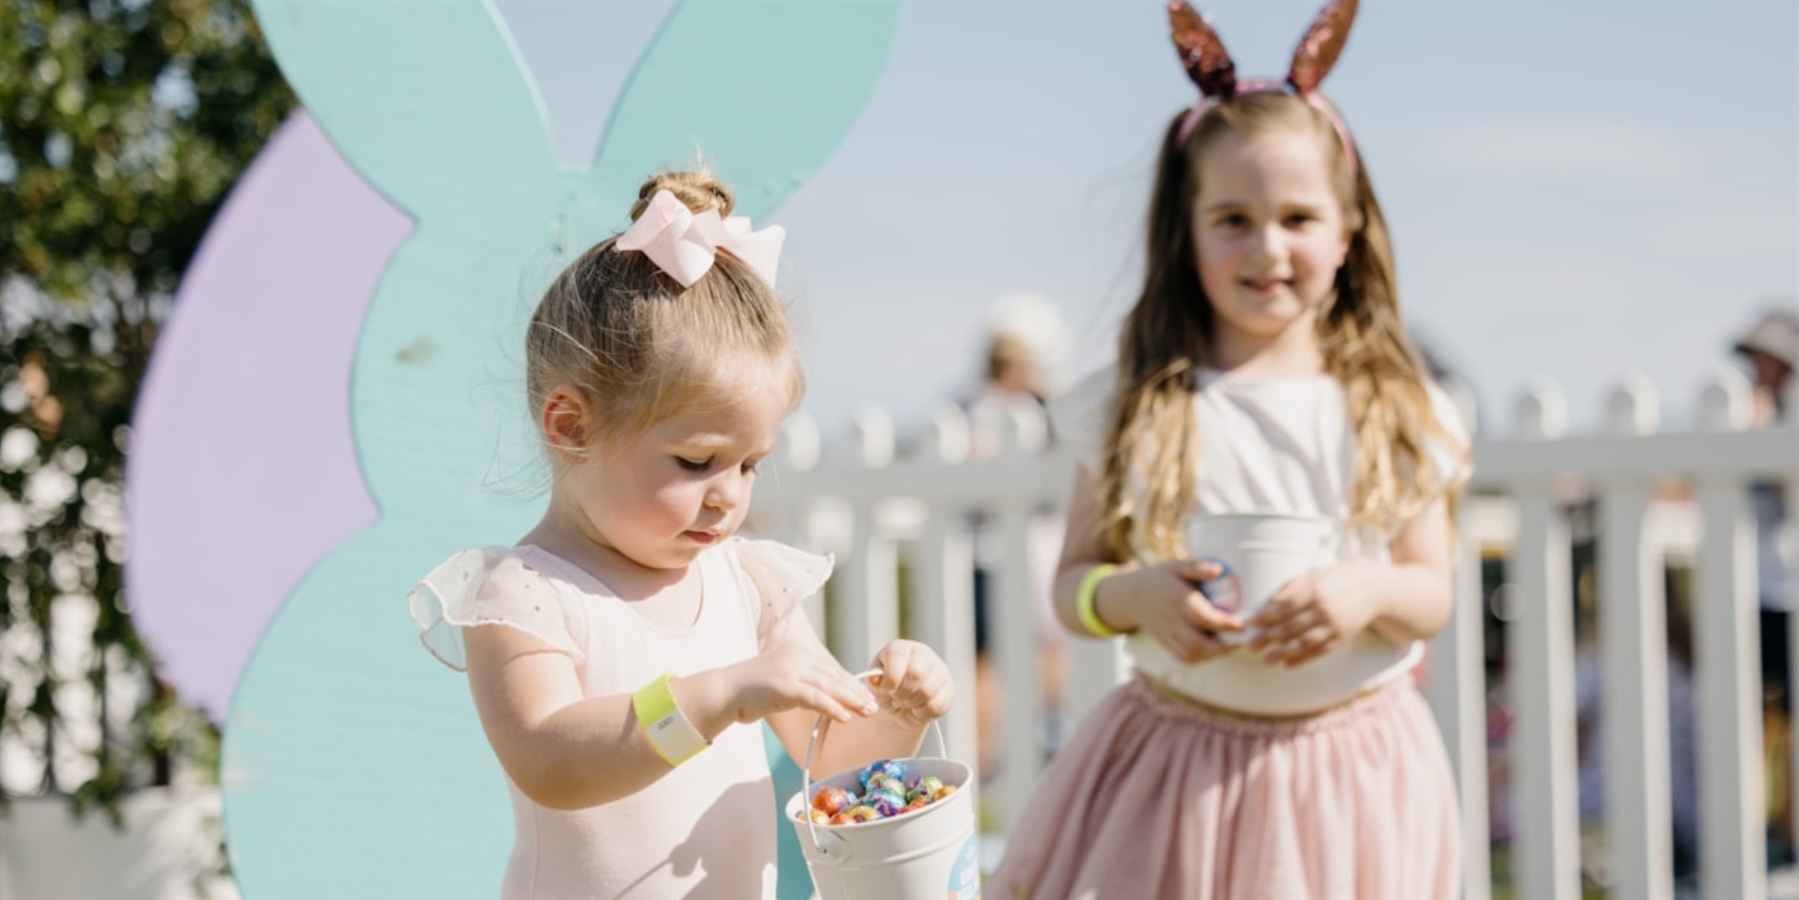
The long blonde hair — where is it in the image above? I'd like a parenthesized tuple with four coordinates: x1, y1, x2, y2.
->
(1100, 93, 1467, 561)
(526, 170, 804, 451)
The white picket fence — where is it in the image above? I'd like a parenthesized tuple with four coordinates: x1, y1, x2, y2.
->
(750, 371, 1799, 900)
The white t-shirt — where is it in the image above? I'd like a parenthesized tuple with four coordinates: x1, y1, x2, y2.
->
(1051, 366, 1469, 716)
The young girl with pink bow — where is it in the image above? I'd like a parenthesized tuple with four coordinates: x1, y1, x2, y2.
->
(407, 170, 954, 899)
(990, 2, 1471, 897)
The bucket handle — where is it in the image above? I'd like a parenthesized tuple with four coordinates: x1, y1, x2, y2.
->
(801, 668, 949, 853)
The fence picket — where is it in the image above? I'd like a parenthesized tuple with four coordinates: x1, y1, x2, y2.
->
(1599, 377, 1675, 900)
(1428, 500, 1493, 900)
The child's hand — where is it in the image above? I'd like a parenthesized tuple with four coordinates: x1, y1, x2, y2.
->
(1113, 560, 1243, 664)
(1247, 567, 1379, 667)
(726, 633, 880, 725)
(867, 640, 954, 726)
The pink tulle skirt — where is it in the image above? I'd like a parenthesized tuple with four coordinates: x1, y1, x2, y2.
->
(988, 675, 1460, 899)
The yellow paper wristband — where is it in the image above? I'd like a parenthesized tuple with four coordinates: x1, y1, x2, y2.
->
(1076, 563, 1121, 638)
(632, 672, 709, 767)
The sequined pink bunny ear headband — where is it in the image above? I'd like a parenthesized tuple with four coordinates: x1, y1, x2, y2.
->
(1169, 0, 1359, 170)
(616, 189, 786, 288)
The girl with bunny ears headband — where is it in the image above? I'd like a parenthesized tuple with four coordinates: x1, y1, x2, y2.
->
(1114, 0, 1462, 561)
(408, 169, 955, 899)
(988, 3, 1470, 897)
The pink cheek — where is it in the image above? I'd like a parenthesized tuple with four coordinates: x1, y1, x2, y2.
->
(1198, 241, 1245, 272)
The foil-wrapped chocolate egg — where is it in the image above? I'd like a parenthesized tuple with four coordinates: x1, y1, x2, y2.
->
(859, 759, 908, 791)
(868, 790, 908, 816)
(811, 786, 857, 816)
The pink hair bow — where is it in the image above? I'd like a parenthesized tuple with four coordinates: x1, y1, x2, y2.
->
(615, 189, 785, 288)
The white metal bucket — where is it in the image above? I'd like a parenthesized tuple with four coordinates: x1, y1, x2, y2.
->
(1184, 512, 1335, 644)
(784, 716, 980, 899)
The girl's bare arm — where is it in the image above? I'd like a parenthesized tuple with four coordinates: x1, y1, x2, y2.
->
(464, 612, 875, 811)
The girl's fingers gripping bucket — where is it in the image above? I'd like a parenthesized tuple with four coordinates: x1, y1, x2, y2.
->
(784, 682, 979, 899)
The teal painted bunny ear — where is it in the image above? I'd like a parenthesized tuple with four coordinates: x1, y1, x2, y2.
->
(569, 1, 902, 238)
(250, 0, 556, 221)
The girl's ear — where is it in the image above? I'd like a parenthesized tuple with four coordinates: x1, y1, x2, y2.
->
(250, 0, 556, 222)
(541, 386, 595, 460)
(1327, 211, 1354, 272)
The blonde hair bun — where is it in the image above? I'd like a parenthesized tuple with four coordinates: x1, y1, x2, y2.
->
(630, 170, 735, 221)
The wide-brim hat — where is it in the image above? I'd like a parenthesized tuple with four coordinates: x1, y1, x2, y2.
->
(1733, 307, 1799, 371)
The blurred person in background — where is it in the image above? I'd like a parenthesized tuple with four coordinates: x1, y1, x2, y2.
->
(960, 294, 1070, 776)
(1735, 306, 1799, 862)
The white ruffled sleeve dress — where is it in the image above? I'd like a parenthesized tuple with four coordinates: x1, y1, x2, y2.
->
(408, 538, 829, 900)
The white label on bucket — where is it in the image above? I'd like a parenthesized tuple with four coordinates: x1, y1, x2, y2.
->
(948, 833, 981, 899)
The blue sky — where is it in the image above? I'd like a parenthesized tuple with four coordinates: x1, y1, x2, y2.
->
(496, 0, 1798, 438)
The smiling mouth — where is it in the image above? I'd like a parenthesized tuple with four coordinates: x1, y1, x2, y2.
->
(1241, 277, 1290, 292)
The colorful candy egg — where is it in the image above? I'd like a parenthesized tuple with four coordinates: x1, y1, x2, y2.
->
(869, 790, 907, 816)
(811, 785, 857, 816)
(859, 759, 908, 791)
(846, 805, 881, 823)
(865, 773, 905, 797)
(1196, 559, 1241, 613)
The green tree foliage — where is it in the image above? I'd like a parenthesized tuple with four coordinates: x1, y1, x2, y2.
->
(0, 0, 293, 820)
